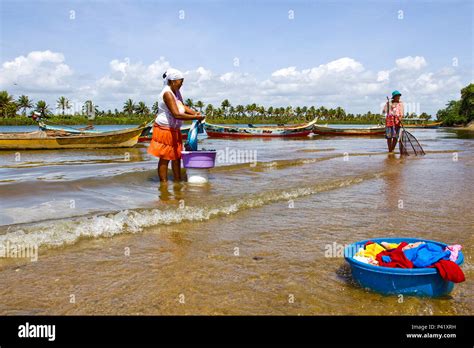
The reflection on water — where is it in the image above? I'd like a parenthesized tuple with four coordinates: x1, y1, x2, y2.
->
(0, 125, 472, 315)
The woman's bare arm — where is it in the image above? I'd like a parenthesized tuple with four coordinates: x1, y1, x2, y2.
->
(183, 104, 199, 115)
(163, 92, 204, 121)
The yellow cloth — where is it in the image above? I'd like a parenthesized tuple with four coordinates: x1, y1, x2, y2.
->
(355, 243, 386, 259)
(381, 242, 400, 250)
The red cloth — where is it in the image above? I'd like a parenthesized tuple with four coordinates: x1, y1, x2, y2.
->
(376, 242, 414, 269)
(430, 260, 465, 283)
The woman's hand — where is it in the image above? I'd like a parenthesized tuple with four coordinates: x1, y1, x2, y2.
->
(195, 114, 205, 122)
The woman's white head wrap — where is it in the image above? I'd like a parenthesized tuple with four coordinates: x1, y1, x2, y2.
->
(162, 68, 184, 86)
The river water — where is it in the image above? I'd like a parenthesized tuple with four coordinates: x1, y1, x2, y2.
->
(0, 125, 472, 315)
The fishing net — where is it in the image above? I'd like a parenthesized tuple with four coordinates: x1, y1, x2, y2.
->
(399, 127, 425, 156)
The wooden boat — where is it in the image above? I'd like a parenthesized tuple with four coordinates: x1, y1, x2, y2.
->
(38, 120, 183, 144)
(0, 125, 145, 150)
(38, 121, 103, 134)
(138, 124, 191, 143)
(402, 119, 442, 129)
(313, 124, 385, 136)
(204, 118, 318, 138)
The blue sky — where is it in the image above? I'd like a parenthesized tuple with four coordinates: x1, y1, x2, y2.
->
(0, 0, 473, 114)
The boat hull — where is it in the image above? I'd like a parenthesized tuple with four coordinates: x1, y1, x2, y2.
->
(313, 125, 385, 136)
(204, 129, 313, 138)
(204, 119, 317, 138)
(0, 127, 144, 150)
(403, 122, 442, 129)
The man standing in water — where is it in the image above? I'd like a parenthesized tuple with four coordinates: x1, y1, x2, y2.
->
(383, 90, 404, 153)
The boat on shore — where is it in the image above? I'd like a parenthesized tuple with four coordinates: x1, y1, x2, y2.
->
(313, 124, 385, 136)
(0, 125, 145, 150)
(204, 118, 317, 138)
(402, 119, 442, 129)
(38, 121, 103, 134)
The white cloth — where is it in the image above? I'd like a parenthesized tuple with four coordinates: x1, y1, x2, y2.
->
(162, 68, 184, 86)
(154, 85, 185, 129)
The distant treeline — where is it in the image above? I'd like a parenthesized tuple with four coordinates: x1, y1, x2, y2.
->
(1, 83, 472, 126)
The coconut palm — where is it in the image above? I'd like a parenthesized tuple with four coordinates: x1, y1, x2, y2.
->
(195, 100, 204, 113)
(135, 101, 150, 115)
(235, 105, 245, 117)
(205, 104, 214, 117)
(185, 98, 194, 109)
(17, 95, 33, 116)
(35, 100, 51, 117)
(152, 101, 160, 114)
(82, 100, 99, 116)
(123, 99, 135, 115)
(56, 96, 71, 115)
(221, 99, 231, 116)
(0, 91, 14, 118)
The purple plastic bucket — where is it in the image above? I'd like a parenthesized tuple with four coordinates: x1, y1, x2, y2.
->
(181, 150, 217, 169)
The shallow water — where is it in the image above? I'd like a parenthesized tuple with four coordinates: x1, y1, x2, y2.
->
(0, 125, 472, 315)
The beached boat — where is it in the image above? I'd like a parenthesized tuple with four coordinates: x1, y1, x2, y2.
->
(138, 124, 192, 142)
(313, 124, 385, 136)
(38, 121, 103, 134)
(0, 125, 145, 150)
(403, 119, 442, 129)
(204, 118, 317, 138)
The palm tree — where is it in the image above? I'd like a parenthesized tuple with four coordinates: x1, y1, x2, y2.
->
(221, 99, 231, 116)
(245, 103, 257, 117)
(307, 106, 317, 121)
(123, 99, 135, 115)
(267, 106, 274, 117)
(195, 100, 204, 113)
(152, 101, 160, 114)
(17, 95, 33, 116)
(56, 96, 71, 115)
(295, 106, 303, 118)
(205, 104, 214, 117)
(35, 100, 51, 117)
(0, 91, 14, 118)
(235, 105, 245, 117)
(335, 107, 346, 120)
(82, 100, 98, 116)
(185, 98, 194, 109)
(135, 101, 150, 115)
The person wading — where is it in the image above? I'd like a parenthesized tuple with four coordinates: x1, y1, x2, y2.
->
(383, 90, 404, 153)
(147, 68, 205, 182)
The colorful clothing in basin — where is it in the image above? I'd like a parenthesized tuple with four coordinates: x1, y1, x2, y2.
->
(430, 260, 465, 283)
(355, 242, 386, 260)
(445, 245, 462, 262)
(376, 242, 414, 268)
(403, 242, 451, 268)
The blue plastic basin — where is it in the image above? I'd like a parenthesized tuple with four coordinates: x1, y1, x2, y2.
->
(344, 237, 464, 297)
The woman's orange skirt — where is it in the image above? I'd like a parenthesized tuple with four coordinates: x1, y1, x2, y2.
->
(147, 124, 183, 160)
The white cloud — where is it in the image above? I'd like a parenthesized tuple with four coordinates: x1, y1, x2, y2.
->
(0, 51, 467, 115)
(395, 56, 427, 70)
(0, 50, 73, 92)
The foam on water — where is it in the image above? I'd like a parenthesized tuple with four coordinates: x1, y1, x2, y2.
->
(0, 174, 381, 250)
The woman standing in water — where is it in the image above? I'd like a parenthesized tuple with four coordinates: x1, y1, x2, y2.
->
(383, 90, 404, 153)
(147, 68, 205, 182)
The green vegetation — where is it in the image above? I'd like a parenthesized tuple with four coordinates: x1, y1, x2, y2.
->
(4, 85, 471, 127)
(436, 84, 474, 126)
